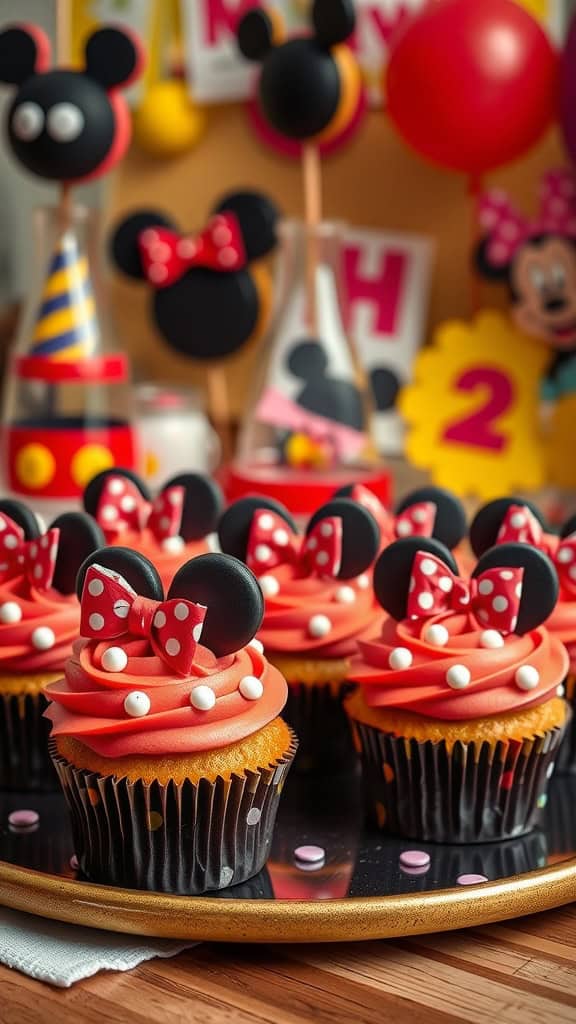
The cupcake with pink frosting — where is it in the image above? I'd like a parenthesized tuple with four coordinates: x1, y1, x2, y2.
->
(45, 547, 296, 893)
(218, 496, 381, 770)
(346, 536, 568, 842)
(0, 500, 104, 791)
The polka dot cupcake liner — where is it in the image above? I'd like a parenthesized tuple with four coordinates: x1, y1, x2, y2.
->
(48, 731, 297, 895)
(282, 680, 356, 774)
(0, 688, 60, 792)
(555, 674, 576, 776)
(349, 716, 568, 844)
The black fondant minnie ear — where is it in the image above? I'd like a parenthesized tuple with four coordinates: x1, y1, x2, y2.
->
(76, 547, 163, 603)
(469, 497, 546, 557)
(212, 191, 279, 262)
(0, 499, 41, 540)
(0, 24, 50, 84)
(49, 513, 105, 595)
(312, 0, 356, 46)
(84, 27, 142, 91)
(218, 496, 296, 561)
(373, 538, 459, 620)
(307, 498, 379, 578)
(396, 486, 467, 551)
(169, 553, 264, 657)
(83, 467, 151, 517)
(109, 210, 176, 281)
(473, 543, 558, 634)
(161, 473, 223, 541)
(560, 514, 576, 539)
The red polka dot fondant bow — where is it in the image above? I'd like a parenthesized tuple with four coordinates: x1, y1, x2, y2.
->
(495, 504, 576, 594)
(247, 509, 342, 577)
(81, 565, 207, 676)
(96, 477, 185, 542)
(407, 552, 524, 634)
(138, 212, 246, 288)
(0, 514, 59, 590)
(478, 168, 576, 267)
(350, 486, 435, 543)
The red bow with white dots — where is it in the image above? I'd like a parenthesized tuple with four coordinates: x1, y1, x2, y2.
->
(96, 477, 185, 543)
(495, 504, 576, 594)
(138, 212, 246, 288)
(496, 505, 545, 547)
(407, 552, 524, 634)
(350, 486, 435, 543)
(0, 514, 59, 590)
(247, 509, 342, 577)
(81, 565, 207, 676)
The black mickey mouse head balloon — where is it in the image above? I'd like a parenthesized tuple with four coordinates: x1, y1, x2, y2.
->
(237, 0, 361, 142)
(0, 24, 144, 183)
(110, 190, 279, 360)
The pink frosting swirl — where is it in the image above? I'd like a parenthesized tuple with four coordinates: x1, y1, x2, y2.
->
(256, 565, 381, 657)
(349, 611, 568, 720)
(0, 575, 79, 673)
(45, 637, 288, 757)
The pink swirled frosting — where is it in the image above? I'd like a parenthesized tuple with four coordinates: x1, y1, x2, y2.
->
(0, 575, 79, 673)
(45, 638, 288, 757)
(349, 611, 568, 720)
(256, 565, 381, 657)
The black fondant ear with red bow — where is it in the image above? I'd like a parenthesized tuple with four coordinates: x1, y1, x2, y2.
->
(218, 496, 297, 561)
(472, 543, 558, 634)
(83, 467, 152, 516)
(306, 498, 379, 578)
(469, 497, 547, 557)
(395, 486, 467, 551)
(168, 553, 264, 656)
(161, 474, 223, 542)
(374, 538, 459, 621)
(76, 546, 164, 603)
(0, 499, 41, 540)
(210, 191, 279, 262)
(109, 210, 175, 281)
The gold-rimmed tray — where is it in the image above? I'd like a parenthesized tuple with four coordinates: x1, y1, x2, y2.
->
(1, 774, 575, 942)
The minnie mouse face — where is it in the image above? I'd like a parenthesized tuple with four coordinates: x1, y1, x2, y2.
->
(110, 191, 279, 360)
(237, 0, 360, 142)
(0, 24, 143, 183)
(510, 237, 576, 348)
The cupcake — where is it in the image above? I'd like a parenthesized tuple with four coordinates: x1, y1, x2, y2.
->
(83, 468, 223, 589)
(0, 501, 104, 791)
(471, 497, 576, 775)
(45, 548, 296, 893)
(219, 495, 380, 770)
(346, 536, 568, 843)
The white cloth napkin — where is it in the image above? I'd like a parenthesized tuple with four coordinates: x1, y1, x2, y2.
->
(0, 907, 196, 987)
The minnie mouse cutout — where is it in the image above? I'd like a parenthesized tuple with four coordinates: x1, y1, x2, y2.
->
(476, 169, 576, 388)
(110, 191, 279, 361)
(0, 24, 144, 182)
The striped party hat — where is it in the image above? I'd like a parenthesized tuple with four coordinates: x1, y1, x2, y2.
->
(30, 231, 99, 361)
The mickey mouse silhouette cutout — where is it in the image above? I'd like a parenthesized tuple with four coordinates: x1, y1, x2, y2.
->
(0, 24, 144, 182)
(237, 0, 361, 144)
(110, 191, 279, 360)
(287, 339, 364, 433)
(476, 169, 576, 389)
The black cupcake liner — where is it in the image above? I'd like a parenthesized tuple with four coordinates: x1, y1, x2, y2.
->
(49, 730, 297, 894)
(541, 775, 576, 857)
(555, 676, 576, 775)
(283, 681, 357, 774)
(0, 690, 59, 792)
(350, 716, 568, 844)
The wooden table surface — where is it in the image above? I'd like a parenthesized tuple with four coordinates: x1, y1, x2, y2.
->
(1, 903, 574, 1023)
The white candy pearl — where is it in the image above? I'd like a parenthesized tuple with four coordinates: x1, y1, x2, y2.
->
(357, 575, 370, 590)
(239, 675, 264, 700)
(124, 691, 150, 717)
(308, 614, 332, 638)
(388, 647, 413, 670)
(249, 638, 264, 654)
(515, 665, 540, 691)
(101, 646, 128, 673)
(0, 602, 21, 624)
(31, 627, 55, 651)
(424, 624, 449, 647)
(480, 630, 505, 649)
(335, 586, 356, 604)
(259, 575, 279, 597)
(446, 665, 471, 689)
(161, 536, 185, 554)
(190, 685, 216, 711)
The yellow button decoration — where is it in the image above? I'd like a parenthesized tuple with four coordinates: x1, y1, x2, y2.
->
(15, 443, 56, 489)
(71, 444, 114, 489)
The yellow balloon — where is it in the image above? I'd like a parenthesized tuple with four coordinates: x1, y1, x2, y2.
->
(133, 81, 206, 158)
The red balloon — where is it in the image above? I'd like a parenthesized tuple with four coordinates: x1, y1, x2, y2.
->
(386, 0, 558, 177)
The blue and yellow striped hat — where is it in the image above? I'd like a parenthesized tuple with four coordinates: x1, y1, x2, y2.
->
(30, 231, 98, 361)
